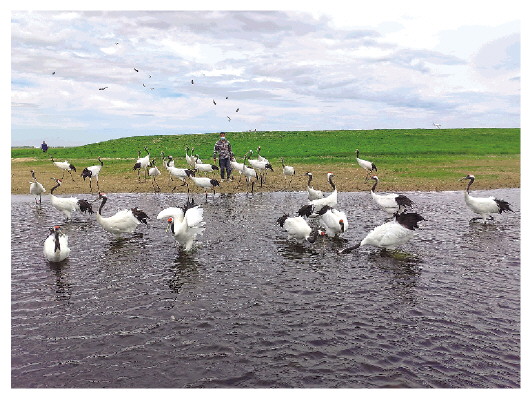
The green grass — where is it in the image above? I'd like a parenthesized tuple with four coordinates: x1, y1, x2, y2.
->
(11, 128, 520, 180)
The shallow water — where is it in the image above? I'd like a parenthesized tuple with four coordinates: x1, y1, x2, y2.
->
(11, 188, 520, 388)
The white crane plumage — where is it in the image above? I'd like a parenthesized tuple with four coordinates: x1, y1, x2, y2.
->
(277, 214, 325, 243)
(29, 170, 46, 204)
(247, 150, 273, 187)
(281, 157, 295, 187)
(43, 225, 70, 262)
(81, 156, 103, 191)
(433, 123, 441, 129)
(340, 212, 425, 253)
(189, 176, 220, 201)
(157, 199, 205, 251)
(315, 205, 348, 238)
(242, 154, 259, 193)
(355, 149, 377, 180)
(133, 147, 150, 182)
(229, 157, 245, 183)
(185, 146, 200, 168)
(298, 173, 338, 217)
(95, 192, 148, 235)
(166, 163, 195, 193)
(369, 175, 413, 216)
(194, 162, 219, 174)
(51, 157, 77, 181)
(148, 159, 161, 191)
(256, 146, 269, 164)
(305, 172, 323, 201)
(460, 174, 513, 223)
(161, 153, 175, 183)
(49, 178, 94, 220)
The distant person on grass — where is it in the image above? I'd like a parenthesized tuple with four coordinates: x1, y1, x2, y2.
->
(213, 132, 233, 182)
(40, 141, 48, 153)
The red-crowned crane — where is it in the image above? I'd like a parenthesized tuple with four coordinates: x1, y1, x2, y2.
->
(460, 174, 513, 223)
(43, 225, 70, 262)
(157, 198, 205, 251)
(81, 156, 104, 192)
(247, 149, 273, 187)
(29, 170, 46, 204)
(305, 172, 323, 201)
(281, 158, 295, 187)
(369, 175, 413, 216)
(51, 157, 77, 181)
(242, 153, 259, 194)
(189, 176, 220, 201)
(49, 178, 94, 220)
(315, 205, 349, 238)
(277, 214, 326, 243)
(148, 159, 161, 192)
(95, 192, 148, 236)
(340, 212, 425, 253)
(133, 147, 150, 182)
(298, 173, 337, 217)
(355, 149, 377, 180)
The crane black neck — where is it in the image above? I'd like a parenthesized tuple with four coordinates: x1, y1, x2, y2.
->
(466, 177, 475, 193)
(50, 181, 61, 194)
(98, 196, 108, 215)
(371, 178, 378, 192)
(328, 175, 336, 191)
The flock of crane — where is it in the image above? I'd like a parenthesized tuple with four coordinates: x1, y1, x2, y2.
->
(33, 147, 514, 263)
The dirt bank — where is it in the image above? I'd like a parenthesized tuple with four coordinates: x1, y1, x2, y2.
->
(12, 157, 520, 196)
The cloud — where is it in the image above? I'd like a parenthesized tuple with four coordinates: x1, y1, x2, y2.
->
(9, 10, 520, 146)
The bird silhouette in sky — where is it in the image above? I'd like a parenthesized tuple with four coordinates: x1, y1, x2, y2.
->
(99, 87, 108, 90)
(191, 79, 194, 84)
(134, 68, 139, 72)
(236, 108, 239, 112)
(52, 72, 55, 75)
(213, 100, 217, 105)
(227, 116, 231, 122)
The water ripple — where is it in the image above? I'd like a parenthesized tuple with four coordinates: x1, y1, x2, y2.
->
(11, 189, 520, 388)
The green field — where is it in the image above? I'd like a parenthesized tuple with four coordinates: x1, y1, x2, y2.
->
(11, 128, 520, 182)
(12, 128, 520, 161)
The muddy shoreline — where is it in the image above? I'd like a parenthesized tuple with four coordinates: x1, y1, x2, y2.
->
(13, 159, 520, 196)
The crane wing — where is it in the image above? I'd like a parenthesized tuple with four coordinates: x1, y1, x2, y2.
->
(184, 207, 204, 228)
(157, 207, 184, 220)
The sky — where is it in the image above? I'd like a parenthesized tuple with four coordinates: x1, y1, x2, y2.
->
(9, 1, 522, 147)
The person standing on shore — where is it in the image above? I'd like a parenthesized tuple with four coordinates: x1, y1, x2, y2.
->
(213, 132, 233, 181)
(40, 141, 48, 153)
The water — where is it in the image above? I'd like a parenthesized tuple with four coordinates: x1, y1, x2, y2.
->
(11, 189, 520, 388)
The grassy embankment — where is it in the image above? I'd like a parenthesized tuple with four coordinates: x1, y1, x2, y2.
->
(11, 128, 520, 195)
